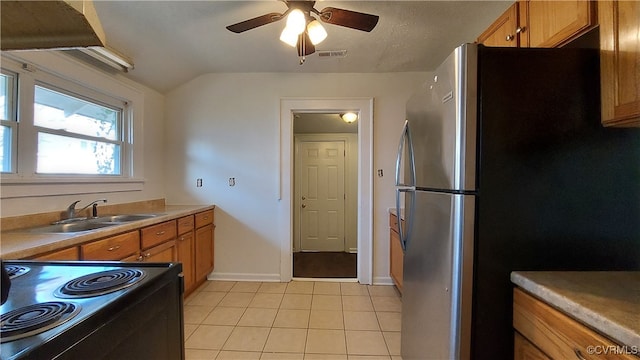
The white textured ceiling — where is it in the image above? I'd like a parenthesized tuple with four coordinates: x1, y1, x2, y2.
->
(88, 1, 512, 93)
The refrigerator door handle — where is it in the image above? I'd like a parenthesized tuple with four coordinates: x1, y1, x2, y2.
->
(396, 187, 415, 251)
(395, 120, 416, 187)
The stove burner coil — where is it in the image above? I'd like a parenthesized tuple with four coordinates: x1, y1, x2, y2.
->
(4, 265, 30, 279)
(55, 268, 146, 298)
(0, 301, 80, 342)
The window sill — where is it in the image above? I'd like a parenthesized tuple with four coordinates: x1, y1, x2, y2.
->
(0, 177, 144, 199)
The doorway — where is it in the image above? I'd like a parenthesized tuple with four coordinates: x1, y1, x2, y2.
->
(293, 114, 358, 278)
(279, 98, 373, 284)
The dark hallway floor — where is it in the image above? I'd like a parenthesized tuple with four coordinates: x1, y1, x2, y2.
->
(293, 252, 357, 278)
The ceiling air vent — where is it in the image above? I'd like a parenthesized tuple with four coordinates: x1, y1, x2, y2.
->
(317, 50, 348, 58)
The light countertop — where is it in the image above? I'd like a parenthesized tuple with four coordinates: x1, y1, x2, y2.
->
(511, 271, 640, 348)
(1, 204, 215, 260)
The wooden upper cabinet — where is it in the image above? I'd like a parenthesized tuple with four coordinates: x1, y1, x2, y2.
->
(478, 1, 596, 48)
(477, 3, 520, 47)
(525, 0, 595, 47)
(599, 0, 640, 127)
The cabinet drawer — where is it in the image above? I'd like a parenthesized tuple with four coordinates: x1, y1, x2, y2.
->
(82, 231, 140, 260)
(31, 246, 79, 261)
(513, 288, 635, 360)
(140, 220, 177, 250)
(195, 210, 214, 228)
(177, 215, 195, 235)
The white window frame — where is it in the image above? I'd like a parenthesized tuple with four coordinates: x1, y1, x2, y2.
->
(1, 68, 18, 173)
(0, 52, 144, 199)
(32, 79, 129, 177)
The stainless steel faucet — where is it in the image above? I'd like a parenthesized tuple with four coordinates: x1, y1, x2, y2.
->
(66, 199, 107, 219)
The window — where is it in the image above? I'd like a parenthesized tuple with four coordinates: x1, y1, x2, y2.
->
(34, 85, 123, 175)
(0, 53, 140, 198)
(0, 71, 17, 173)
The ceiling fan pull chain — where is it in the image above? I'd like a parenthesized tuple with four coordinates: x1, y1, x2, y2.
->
(299, 31, 306, 65)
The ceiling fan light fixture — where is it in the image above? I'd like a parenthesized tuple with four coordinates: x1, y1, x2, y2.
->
(307, 20, 327, 45)
(280, 27, 299, 47)
(341, 112, 358, 123)
(286, 9, 306, 35)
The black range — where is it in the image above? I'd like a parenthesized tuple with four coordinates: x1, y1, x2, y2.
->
(0, 260, 184, 360)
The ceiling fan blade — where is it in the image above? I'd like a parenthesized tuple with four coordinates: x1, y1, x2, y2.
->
(297, 32, 316, 56)
(319, 7, 379, 32)
(226, 12, 284, 33)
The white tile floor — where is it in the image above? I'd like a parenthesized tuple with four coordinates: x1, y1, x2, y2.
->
(183, 280, 403, 360)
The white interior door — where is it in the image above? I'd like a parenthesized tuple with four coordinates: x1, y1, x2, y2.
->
(298, 140, 345, 251)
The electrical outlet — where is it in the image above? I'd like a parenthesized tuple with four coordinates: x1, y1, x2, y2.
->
(196, 178, 203, 187)
(377, 169, 384, 177)
(229, 178, 235, 186)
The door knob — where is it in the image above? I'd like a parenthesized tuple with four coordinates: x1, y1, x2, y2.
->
(301, 204, 306, 208)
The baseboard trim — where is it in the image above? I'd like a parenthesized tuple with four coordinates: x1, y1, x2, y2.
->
(207, 272, 282, 282)
(372, 276, 395, 286)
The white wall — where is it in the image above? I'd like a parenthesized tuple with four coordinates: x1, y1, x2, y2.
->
(0, 52, 166, 217)
(165, 72, 429, 283)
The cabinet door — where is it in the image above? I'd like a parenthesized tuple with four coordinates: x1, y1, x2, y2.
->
(389, 228, 403, 293)
(477, 3, 519, 47)
(141, 240, 177, 263)
(599, 0, 640, 126)
(195, 223, 214, 281)
(31, 246, 79, 261)
(526, 0, 595, 47)
(177, 231, 195, 293)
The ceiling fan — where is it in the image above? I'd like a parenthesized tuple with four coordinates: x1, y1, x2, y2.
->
(226, 1, 379, 63)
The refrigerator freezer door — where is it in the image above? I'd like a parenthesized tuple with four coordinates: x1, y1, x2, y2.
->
(395, 119, 416, 188)
(408, 44, 478, 192)
(401, 190, 475, 360)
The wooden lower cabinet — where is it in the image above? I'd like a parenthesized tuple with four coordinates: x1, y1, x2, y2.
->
(141, 240, 177, 263)
(389, 213, 404, 293)
(195, 223, 214, 282)
(31, 246, 79, 261)
(177, 230, 195, 293)
(21, 208, 215, 296)
(513, 288, 636, 360)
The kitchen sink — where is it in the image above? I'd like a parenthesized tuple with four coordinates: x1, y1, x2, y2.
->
(28, 221, 117, 233)
(94, 214, 163, 223)
(26, 213, 165, 233)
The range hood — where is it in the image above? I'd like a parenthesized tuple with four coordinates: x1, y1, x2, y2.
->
(1, 0, 106, 51)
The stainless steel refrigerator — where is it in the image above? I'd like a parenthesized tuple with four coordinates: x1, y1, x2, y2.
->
(395, 41, 640, 360)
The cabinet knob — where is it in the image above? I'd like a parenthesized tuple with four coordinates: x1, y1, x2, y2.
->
(155, 230, 165, 236)
(107, 245, 121, 251)
(515, 26, 525, 34)
(506, 34, 514, 41)
(136, 255, 144, 261)
(301, 204, 306, 208)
